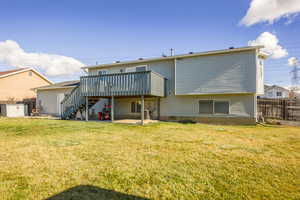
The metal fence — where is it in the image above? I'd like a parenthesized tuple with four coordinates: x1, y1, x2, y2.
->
(257, 98, 300, 121)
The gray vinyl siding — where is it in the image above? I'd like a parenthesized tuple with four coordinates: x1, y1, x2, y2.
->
(160, 94, 255, 118)
(114, 97, 158, 119)
(88, 60, 174, 95)
(113, 94, 255, 119)
(151, 72, 165, 97)
(87, 51, 259, 120)
(175, 50, 257, 95)
(256, 56, 264, 95)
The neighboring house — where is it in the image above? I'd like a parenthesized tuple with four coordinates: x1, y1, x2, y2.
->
(34, 81, 79, 116)
(0, 68, 53, 102)
(59, 46, 268, 124)
(260, 84, 290, 99)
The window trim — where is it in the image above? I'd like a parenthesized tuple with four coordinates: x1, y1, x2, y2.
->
(125, 65, 148, 73)
(199, 100, 214, 114)
(276, 91, 282, 97)
(214, 100, 230, 115)
(198, 99, 230, 115)
(135, 65, 148, 72)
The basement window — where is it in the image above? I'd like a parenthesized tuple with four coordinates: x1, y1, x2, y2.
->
(199, 100, 214, 114)
(199, 100, 230, 115)
(214, 101, 229, 114)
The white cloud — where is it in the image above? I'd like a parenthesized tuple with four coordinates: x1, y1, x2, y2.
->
(288, 57, 299, 66)
(241, 0, 300, 26)
(248, 32, 288, 59)
(0, 40, 84, 76)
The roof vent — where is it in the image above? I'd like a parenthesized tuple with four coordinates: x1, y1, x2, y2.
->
(115, 61, 120, 63)
(229, 47, 234, 49)
(138, 58, 143, 60)
(189, 52, 194, 54)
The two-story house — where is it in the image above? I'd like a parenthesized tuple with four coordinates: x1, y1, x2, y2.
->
(260, 84, 290, 99)
(0, 67, 53, 102)
(61, 46, 268, 124)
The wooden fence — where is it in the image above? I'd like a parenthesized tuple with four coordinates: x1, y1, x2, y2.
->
(257, 98, 300, 121)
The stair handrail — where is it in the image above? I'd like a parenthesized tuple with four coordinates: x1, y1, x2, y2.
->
(61, 85, 85, 119)
(61, 85, 79, 105)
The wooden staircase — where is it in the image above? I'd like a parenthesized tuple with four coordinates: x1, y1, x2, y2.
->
(61, 85, 100, 120)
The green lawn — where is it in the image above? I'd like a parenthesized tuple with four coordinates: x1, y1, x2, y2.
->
(0, 118, 299, 200)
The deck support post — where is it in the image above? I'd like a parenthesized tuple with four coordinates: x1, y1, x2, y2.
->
(141, 95, 144, 125)
(111, 96, 114, 122)
(156, 97, 160, 120)
(85, 96, 89, 121)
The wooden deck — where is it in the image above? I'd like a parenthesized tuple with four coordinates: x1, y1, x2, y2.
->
(61, 71, 165, 121)
(80, 71, 165, 97)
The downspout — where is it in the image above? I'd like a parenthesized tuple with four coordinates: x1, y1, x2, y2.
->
(174, 58, 177, 95)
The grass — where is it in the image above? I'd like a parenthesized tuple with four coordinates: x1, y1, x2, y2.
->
(0, 118, 299, 200)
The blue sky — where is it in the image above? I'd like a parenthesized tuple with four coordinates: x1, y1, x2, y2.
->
(0, 0, 299, 85)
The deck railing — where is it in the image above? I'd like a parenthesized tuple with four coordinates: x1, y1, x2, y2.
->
(80, 71, 165, 97)
(61, 85, 85, 118)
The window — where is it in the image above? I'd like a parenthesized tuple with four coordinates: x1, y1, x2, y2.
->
(98, 70, 107, 75)
(131, 101, 141, 113)
(126, 65, 147, 72)
(199, 100, 214, 114)
(276, 92, 282, 97)
(214, 101, 229, 114)
(136, 66, 147, 72)
(199, 100, 229, 115)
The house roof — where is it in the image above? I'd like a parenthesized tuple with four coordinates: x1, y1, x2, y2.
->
(0, 67, 53, 84)
(265, 85, 290, 92)
(83, 45, 268, 70)
(0, 68, 26, 76)
(264, 84, 272, 91)
(34, 80, 79, 91)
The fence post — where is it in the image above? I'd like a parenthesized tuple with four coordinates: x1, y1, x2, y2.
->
(282, 100, 286, 120)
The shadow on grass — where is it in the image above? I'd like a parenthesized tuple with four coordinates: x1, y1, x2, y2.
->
(46, 185, 149, 200)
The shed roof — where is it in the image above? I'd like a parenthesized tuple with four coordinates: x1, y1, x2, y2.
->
(34, 80, 79, 91)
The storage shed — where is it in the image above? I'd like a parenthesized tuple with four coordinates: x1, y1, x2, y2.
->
(34, 81, 79, 116)
(0, 104, 28, 117)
